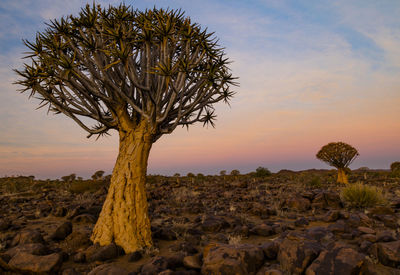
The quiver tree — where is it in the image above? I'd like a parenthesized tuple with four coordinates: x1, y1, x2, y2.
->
(391, 161, 400, 176)
(15, 4, 236, 253)
(316, 142, 359, 184)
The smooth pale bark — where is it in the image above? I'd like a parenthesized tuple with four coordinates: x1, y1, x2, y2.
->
(337, 168, 349, 184)
(91, 123, 153, 253)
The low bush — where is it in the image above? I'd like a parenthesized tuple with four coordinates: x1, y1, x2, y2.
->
(341, 183, 387, 209)
(255, 167, 271, 178)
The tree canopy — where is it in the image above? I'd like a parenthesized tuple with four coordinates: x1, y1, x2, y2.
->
(316, 142, 359, 168)
(15, 3, 236, 140)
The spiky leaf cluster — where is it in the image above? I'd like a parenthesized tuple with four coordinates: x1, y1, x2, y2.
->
(391, 162, 400, 173)
(316, 142, 359, 168)
(15, 3, 237, 140)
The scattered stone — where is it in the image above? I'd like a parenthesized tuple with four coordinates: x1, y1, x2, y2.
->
(294, 217, 309, 227)
(360, 258, 400, 275)
(202, 243, 264, 275)
(72, 214, 96, 224)
(4, 243, 48, 258)
(305, 244, 365, 275)
(128, 250, 142, 262)
(87, 243, 122, 262)
(62, 267, 82, 275)
(358, 226, 376, 235)
(371, 240, 400, 268)
(322, 210, 340, 222)
(183, 254, 202, 269)
(50, 221, 73, 241)
(376, 230, 397, 242)
(8, 252, 62, 274)
(73, 251, 86, 263)
(0, 219, 10, 231)
(141, 256, 170, 275)
(11, 230, 44, 246)
(251, 223, 275, 236)
(285, 196, 311, 212)
(278, 234, 322, 275)
(201, 215, 229, 232)
(312, 191, 342, 209)
(260, 241, 279, 260)
(52, 206, 67, 217)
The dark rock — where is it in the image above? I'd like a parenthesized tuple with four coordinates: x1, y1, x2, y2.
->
(8, 252, 63, 274)
(285, 196, 311, 211)
(251, 223, 275, 236)
(52, 206, 67, 217)
(66, 206, 86, 219)
(73, 251, 86, 263)
(360, 258, 400, 275)
(260, 241, 279, 260)
(72, 214, 96, 224)
(323, 210, 340, 222)
(11, 230, 44, 246)
(347, 213, 361, 227)
(305, 243, 365, 275)
(0, 219, 10, 231)
(4, 243, 48, 258)
(64, 230, 91, 252)
(201, 215, 229, 232)
(327, 220, 348, 234)
(128, 251, 142, 262)
(256, 268, 283, 275)
(361, 234, 376, 243)
(358, 226, 376, 235)
(88, 264, 130, 275)
(371, 240, 400, 268)
(359, 241, 373, 253)
(294, 217, 309, 227)
(141, 256, 170, 275)
(376, 230, 397, 242)
(312, 191, 342, 209)
(305, 227, 334, 243)
(154, 227, 178, 240)
(87, 243, 122, 262)
(183, 254, 202, 269)
(202, 243, 264, 275)
(278, 234, 322, 275)
(50, 221, 72, 241)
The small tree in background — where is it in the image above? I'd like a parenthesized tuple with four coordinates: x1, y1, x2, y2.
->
(316, 142, 359, 184)
(391, 161, 400, 177)
(15, 3, 236, 253)
(92, 170, 105, 180)
(230, 169, 240, 180)
(255, 167, 271, 178)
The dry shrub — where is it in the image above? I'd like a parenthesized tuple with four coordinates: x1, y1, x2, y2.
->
(341, 183, 387, 209)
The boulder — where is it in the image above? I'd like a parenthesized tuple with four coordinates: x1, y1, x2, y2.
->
(202, 243, 264, 275)
(141, 256, 170, 275)
(11, 230, 44, 246)
(183, 254, 202, 269)
(50, 221, 72, 241)
(285, 196, 311, 212)
(251, 224, 275, 237)
(278, 233, 322, 275)
(201, 215, 229, 232)
(259, 241, 279, 260)
(305, 244, 365, 275)
(87, 243, 122, 262)
(371, 240, 400, 268)
(312, 191, 342, 209)
(8, 252, 62, 274)
(360, 259, 400, 275)
(4, 243, 48, 258)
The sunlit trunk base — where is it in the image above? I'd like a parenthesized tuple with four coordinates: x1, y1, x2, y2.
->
(91, 128, 153, 253)
(337, 168, 349, 184)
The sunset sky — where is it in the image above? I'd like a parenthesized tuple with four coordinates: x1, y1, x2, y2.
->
(1, 0, 399, 179)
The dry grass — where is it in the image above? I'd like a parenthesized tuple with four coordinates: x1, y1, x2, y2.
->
(341, 182, 388, 209)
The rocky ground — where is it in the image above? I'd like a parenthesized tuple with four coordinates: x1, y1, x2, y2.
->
(0, 169, 400, 274)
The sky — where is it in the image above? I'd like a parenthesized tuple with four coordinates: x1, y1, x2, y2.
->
(0, 0, 399, 179)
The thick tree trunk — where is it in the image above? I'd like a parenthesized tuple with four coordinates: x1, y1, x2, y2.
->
(91, 126, 153, 253)
(337, 168, 349, 184)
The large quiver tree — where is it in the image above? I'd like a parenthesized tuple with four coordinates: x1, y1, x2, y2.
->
(316, 142, 359, 184)
(15, 4, 236, 253)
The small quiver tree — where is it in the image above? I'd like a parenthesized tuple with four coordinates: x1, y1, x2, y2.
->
(15, 4, 236, 253)
(316, 142, 359, 184)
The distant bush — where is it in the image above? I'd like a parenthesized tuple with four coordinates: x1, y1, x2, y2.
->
(187, 172, 195, 178)
(255, 167, 271, 178)
(341, 183, 387, 209)
(230, 169, 240, 176)
(307, 176, 323, 188)
(390, 161, 400, 176)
